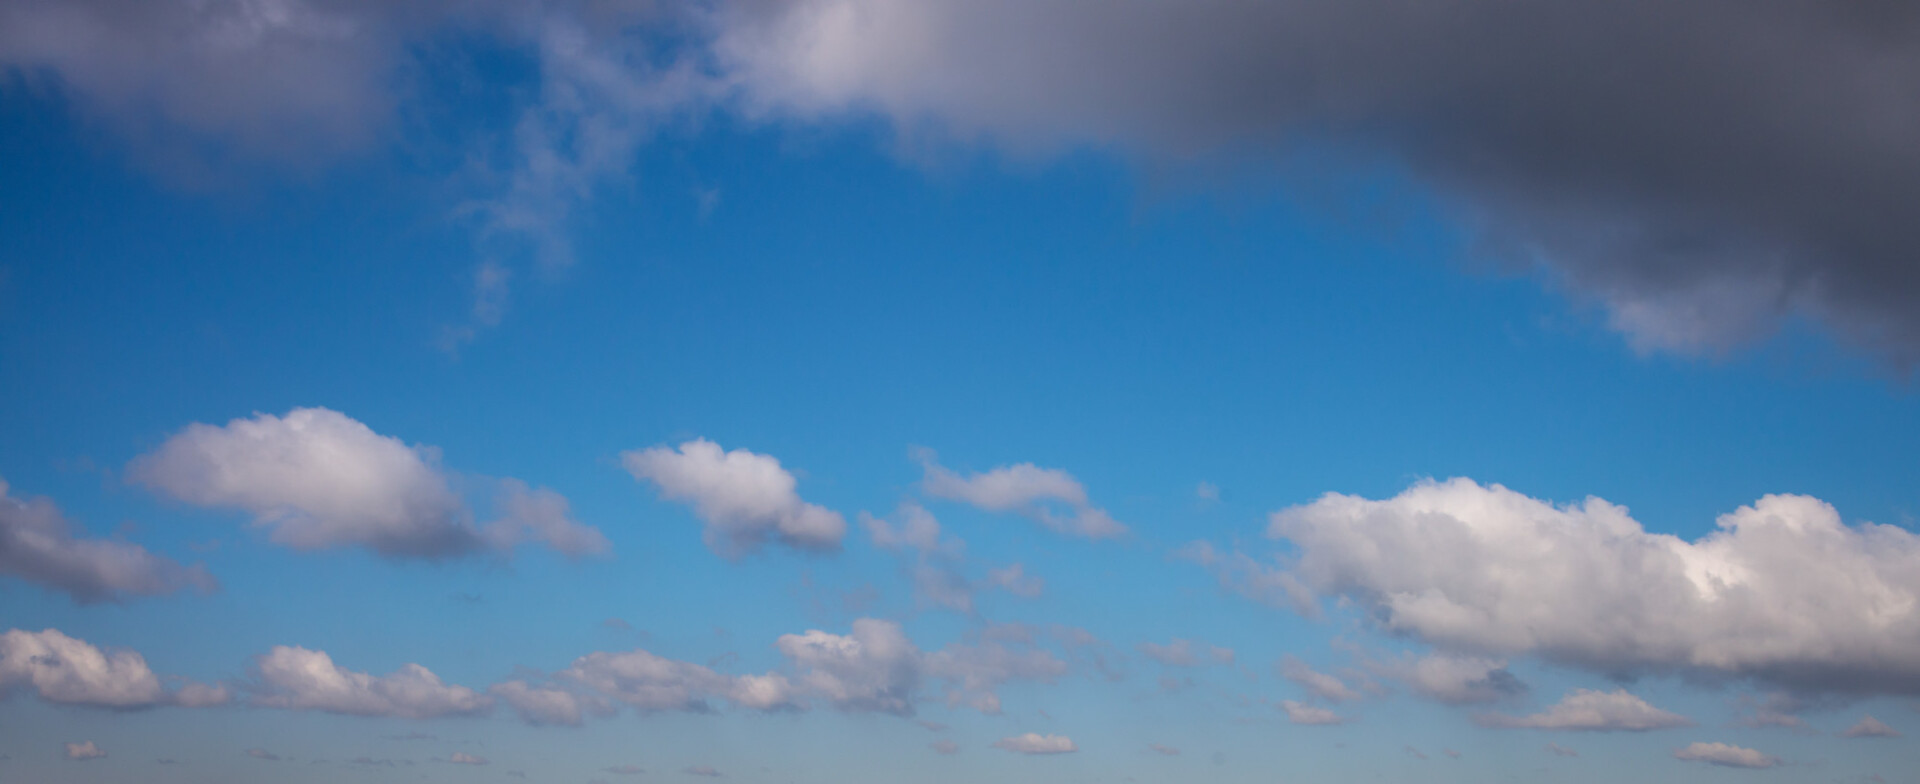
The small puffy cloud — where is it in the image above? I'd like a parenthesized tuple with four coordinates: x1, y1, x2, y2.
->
(1137, 639, 1233, 668)
(1279, 699, 1345, 725)
(1477, 689, 1691, 731)
(1175, 541, 1316, 615)
(245, 748, 281, 761)
(1278, 656, 1361, 703)
(930, 740, 959, 755)
(0, 628, 229, 709)
(0, 478, 216, 603)
(863, 503, 945, 553)
(445, 752, 488, 765)
(1197, 482, 1220, 502)
(251, 646, 492, 719)
(64, 741, 106, 761)
(922, 637, 1070, 714)
(1842, 715, 1900, 738)
(490, 680, 607, 727)
(560, 648, 791, 713)
(623, 439, 845, 557)
(1545, 742, 1579, 757)
(1672, 742, 1780, 769)
(1381, 653, 1526, 705)
(993, 733, 1077, 754)
(1265, 479, 1920, 695)
(129, 408, 604, 559)
(1442, 748, 1461, 759)
(684, 764, 723, 776)
(1149, 743, 1180, 755)
(914, 449, 1126, 539)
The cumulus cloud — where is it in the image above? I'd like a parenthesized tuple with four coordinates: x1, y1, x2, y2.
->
(778, 618, 919, 715)
(623, 439, 845, 557)
(489, 680, 609, 727)
(985, 563, 1044, 598)
(861, 504, 973, 612)
(1672, 742, 1780, 769)
(1278, 699, 1344, 725)
(1476, 689, 1691, 731)
(992, 733, 1076, 755)
(1277, 656, 1361, 703)
(0, 628, 224, 709)
(1368, 652, 1526, 705)
(64, 741, 106, 761)
(1545, 742, 1578, 758)
(914, 449, 1125, 539)
(444, 752, 488, 766)
(1842, 715, 1901, 738)
(0, 478, 215, 603)
(1149, 743, 1179, 755)
(1137, 639, 1234, 669)
(1259, 478, 1920, 696)
(558, 647, 791, 714)
(130, 408, 605, 560)
(250, 646, 492, 719)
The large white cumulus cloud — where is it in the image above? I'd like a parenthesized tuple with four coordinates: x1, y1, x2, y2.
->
(130, 407, 607, 559)
(0, 479, 215, 603)
(1259, 478, 1920, 695)
(251, 645, 492, 718)
(0, 628, 226, 709)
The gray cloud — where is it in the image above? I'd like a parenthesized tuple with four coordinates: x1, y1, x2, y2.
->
(623, 438, 845, 558)
(1475, 689, 1692, 731)
(0, 478, 215, 603)
(250, 645, 493, 719)
(0, 627, 227, 709)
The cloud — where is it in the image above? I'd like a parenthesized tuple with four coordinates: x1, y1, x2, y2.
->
(0, 628, 225, 709)
(250, 646, 492, 719)
(64, 741, 106, 761)
(623, 439, 845, 557)
(1476, 689, 1691, 731)
(0, 478, 216, 603)
(130, 408, 605, 560)
(245, 748, 281, 761)
(713, 0, 1920, 367)
(914, 449, 1125, 539)
(1196, 482, 1220, 502)
(1262, 478, 1920, 695)
(1278, 700, 1344, 725)
(558, 648, 792, 714)
(1149, 743, 1179, 755)
(1137, 639, 1234, 668)
(992, 733, 1076, 755)
(1545, 742, 1578, 758)
(684, 765, 723, 777)
(1278, 656, 1361, 703)
(985, 563, 1044, 598)
(445, 752, 488, 766)
(861, 504, 973, 612)
(490, 680, 609, 727)
(930, 740, 959, 755)
(1380, 653, 1527, 705)
(778, 618, 920, 715)
(1672, 742, 1780, 769)
(1175, 541, 1316, 615)
(1842, 715, 1901, 738)
(604, 764, 646, 774)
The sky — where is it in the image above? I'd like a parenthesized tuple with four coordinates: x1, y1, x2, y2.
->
(2, 1, 1919, 782)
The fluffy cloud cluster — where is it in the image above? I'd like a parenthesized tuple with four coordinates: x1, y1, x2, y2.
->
(130, 408, 606, 560)
(0, 628, 226, 709)
(1476, 689, 1691, 731)
(1672, 742, 1779, 769)
(1277, 656, 1362, 703)
(861, 504, 1045, 613)
(1250, 478, 1920, 695)
(64, 740, 106, 761)
(623, 439, 845, 557)
(558, 647, 792, 713)
(0, 479, 215, 603)
(914, 449, 1125, 539)
(251, 646, 491, 719)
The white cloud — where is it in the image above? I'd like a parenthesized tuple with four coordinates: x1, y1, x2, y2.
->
(1476, 689, 1691, 731)
(0, 628, 197, 709)
(64, 741, 106, 761)
(0, 478, 215, 603)
(684, 764, 724, 777)
(862, 504, 974, 612)
(986, 563, 1044, 598)
(992, 733, 1076, 754)
(931, 740, 959, 754)
(489, 680, 608, 727)
(778, 619, 920, 715)
(1175, 541, 1316, 615)
(445, 752, 488, 766)
(1279, 699, 1345, 725)
(1842, 715, 1900, 738)
(1196, 482, 1220, 502)
(863, 503, 945, 553)
(251, 646, 492, 719)
(914, 449, 1126, 539)
(1277, 656, 1361, 703)
(1149, 743, 1180, 755)
(623, 439, 845, 557)
(130, 408, 605, 560)
(559, 648, 792, 713)
(1137, 639, 1233, 668)
(1672, 742, 1780, 769)
(922, 637, 1069, 714)
(1261, 479, 1920, 695)
(1375, 653, 1526, 705)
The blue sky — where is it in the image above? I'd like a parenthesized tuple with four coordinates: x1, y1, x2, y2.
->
(3, 2, 1919, 782)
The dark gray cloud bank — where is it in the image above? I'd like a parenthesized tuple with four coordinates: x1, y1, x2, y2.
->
(5, 0, 1919, 363)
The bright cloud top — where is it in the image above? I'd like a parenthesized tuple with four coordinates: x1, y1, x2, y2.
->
(0, 478, 215, 603)
(1260, 478, 1920, 695)
(623, 438, 846, 557)
(914, 449, 1125, 539)
(1671, 742, 1780, 769)
(129, 407, 606, 560)
(992, 733, 1077, 754)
